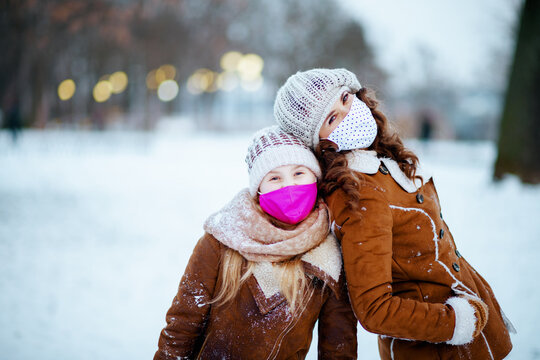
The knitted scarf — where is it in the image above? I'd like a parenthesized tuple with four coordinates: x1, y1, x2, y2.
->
(203, 189, 329, 262)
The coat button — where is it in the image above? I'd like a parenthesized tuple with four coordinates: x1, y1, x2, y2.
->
(439, 229, 444, 239)
(452, 262, 460, 272)
(416, 193, 424, 203)
(379, 163, 389, 175)
(455, 249, 462, 258)
(440, 212, 443, 219)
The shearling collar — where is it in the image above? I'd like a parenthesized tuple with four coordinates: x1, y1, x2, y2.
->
(204, 189, 342, 313)
(247, 234, 342, 314)
(346, 149, 432, 193)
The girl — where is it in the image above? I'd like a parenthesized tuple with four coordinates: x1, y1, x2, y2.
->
(153, 126, 357, 360)
(273, 68, 514, 359)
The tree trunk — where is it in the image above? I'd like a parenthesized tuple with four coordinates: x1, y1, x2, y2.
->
(494, 0, 540, 183)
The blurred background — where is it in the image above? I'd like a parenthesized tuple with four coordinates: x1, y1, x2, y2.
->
(0, 0, 523, 137)
(1, 0, 539, 359)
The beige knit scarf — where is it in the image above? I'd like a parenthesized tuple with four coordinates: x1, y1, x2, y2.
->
(203, 189, 329, 262)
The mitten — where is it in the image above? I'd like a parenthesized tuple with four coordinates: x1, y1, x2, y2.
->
(445, 295, 489, 345)
(467, 296, 489, 338)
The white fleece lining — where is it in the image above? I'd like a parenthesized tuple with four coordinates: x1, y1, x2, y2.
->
(252, 261, 281, 298)
(500, 308, 517, 334)
(346, 149, 433, 193)
(446, 296, 476, 345)
(381, 157, 427, 193)
(252, 235, 342, 299)
(301, 234, 341, 282)
(346, 150, 380, 174)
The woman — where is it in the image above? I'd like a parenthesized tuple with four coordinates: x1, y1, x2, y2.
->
(274, 68, 514, 359)
(153, 126, 357, 360)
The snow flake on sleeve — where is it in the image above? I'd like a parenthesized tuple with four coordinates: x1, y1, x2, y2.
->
(193, 295, 207, 308)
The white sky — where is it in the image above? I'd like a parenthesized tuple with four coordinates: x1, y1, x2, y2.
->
(337, 0, 523, 91)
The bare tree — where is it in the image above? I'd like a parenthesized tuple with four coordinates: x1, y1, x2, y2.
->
(494, 0, 540, 183)
(1, 0, 383, 130)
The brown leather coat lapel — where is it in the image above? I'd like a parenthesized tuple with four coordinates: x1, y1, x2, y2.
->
(247, 275, 287, 315)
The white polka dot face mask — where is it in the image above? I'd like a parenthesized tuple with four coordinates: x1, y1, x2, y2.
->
(326, 97, 378, 151)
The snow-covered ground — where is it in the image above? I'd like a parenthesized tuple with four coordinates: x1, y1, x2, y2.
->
(1, 126, 539, 359)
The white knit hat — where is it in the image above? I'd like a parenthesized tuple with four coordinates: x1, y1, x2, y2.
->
(274, 68, 362, 149)
(245, 126, 322, 196)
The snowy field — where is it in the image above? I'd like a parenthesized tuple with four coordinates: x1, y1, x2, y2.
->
(1, 125, 539, 359)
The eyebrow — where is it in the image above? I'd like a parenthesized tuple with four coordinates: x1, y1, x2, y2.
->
(266, 165, 305, 176)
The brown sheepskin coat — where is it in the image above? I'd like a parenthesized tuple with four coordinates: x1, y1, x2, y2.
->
(154, 191, 357, 360)
(326, 150, 513, 360)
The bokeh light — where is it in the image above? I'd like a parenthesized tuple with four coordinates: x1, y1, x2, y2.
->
(187, 53, 264, 95)
(147, 64, 177, 92)
(187, 69, 216, 95)
(220, 51, 243, 72)
(57, 79, 76, 101)
(109, 71, 128, 94)
(156, 64, 176, 84)
(237, 53, 264, 81)
(93, 80, 113, 103)
(157, 80, 179, 102)
(146, 70, 159, 90)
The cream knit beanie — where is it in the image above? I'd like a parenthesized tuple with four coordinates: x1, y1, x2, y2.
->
(274, 68, 362, 149)
(245, 126, 321, 196)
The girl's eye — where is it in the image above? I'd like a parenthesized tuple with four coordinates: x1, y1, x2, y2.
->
(342, 93, 349, 103)
(328, 115, 336, 125)
(294, 171, 305, 176)
(269, 176, 279, 181)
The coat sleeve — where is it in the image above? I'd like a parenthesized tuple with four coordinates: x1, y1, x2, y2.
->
(317, 279, 358, 359)
(154, 233, 222, 360)
(326, 184, 456, 343)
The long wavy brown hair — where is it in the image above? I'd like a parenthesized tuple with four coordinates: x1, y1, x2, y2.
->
(315, 87, 420, 210)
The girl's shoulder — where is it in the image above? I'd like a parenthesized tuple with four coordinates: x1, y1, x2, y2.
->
(196, 232, 228, 256)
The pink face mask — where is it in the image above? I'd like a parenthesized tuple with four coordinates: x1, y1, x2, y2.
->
(259, 183, 318, 225)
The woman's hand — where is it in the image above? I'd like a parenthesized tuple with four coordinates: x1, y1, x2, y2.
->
(445, 295, 489, 345)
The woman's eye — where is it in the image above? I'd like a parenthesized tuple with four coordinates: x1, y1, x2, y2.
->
(294, 171, 304, 176)
(269, 176, 279, 181)
(328, 115, 336, 125)
(342, 93, 348, 103)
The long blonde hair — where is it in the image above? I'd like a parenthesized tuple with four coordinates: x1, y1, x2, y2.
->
(210, 192, 318, 313)
(210, 248, 311, 311)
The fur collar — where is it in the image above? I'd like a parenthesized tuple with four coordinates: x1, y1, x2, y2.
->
(346, 149, 432, 193)
(251, 234, 342, 299)
(204, 189, 342, 312)
(247, 234, 342, 314)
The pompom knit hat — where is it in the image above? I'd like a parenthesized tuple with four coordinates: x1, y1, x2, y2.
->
(274, 68, 362, 149)
(245, 126, 322, 196)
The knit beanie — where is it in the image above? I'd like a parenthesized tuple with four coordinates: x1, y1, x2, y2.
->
(274, 68, 362, 149)
(245, 126, 322, 196)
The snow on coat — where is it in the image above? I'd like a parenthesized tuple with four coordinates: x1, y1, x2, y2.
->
(154, 190, 358, 360)
(326, 149, 513, 360)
